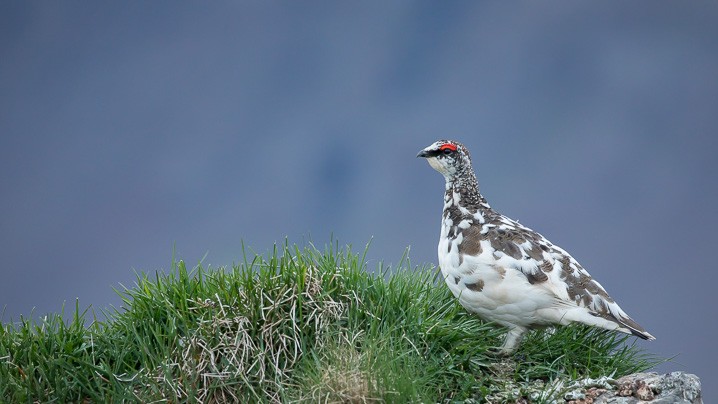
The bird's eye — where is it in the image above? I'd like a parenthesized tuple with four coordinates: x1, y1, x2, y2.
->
(439, 144, 457, 155)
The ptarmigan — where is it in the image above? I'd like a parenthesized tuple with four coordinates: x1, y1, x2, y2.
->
(418, 139, 654, 355)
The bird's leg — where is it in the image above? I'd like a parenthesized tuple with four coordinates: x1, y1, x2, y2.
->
(488, 327, 526, 357)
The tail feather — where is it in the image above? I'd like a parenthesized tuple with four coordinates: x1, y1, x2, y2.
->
(583, 296, 656, 341)
(618, 315, 655, 341)
(592, 308, 656, 341)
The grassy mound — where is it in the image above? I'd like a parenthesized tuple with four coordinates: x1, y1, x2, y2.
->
(0, 243, 657, 402)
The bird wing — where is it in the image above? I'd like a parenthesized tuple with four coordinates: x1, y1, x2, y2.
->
(489, 217, 655, 340)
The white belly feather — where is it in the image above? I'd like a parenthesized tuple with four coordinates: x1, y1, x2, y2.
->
(437, 225, 558, 329)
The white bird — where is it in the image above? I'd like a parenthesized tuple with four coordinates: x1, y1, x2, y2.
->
(417, 139, 654, 355)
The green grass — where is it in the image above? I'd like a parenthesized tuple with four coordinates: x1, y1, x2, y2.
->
(0, 242, 659, 403)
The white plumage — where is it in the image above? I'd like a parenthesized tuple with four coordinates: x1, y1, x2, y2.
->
(418, 140, 654, 354)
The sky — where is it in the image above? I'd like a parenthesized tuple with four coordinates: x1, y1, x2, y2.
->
(1, 1, 717, 398)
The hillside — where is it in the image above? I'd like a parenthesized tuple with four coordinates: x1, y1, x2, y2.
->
(1, 243, 675, 402)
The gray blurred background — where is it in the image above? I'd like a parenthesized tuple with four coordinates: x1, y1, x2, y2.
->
(1, 1, 716, 398)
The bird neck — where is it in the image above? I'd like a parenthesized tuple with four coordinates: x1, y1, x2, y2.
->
(444, 172, 491, 213)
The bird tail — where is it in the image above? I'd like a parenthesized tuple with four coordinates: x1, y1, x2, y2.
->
(617, 314, 656, 341)
(589, 306, 656, 340)
(586, 297, 656, 341)
(561, 305, 656, 341)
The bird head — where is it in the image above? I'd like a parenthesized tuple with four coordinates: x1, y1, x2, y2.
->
(417, 140, 472, 180)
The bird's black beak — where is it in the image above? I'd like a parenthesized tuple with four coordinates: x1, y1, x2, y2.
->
(417, 149, 431, 158)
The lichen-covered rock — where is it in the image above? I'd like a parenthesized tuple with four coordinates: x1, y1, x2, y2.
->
(454, 371, 701, 403)
(593, 372, 702, 404)
(563, 376, 615, 403)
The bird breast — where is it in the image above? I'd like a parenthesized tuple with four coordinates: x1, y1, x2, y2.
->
(437, 221, 557, 328)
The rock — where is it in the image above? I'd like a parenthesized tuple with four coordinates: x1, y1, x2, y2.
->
(593, 372, 702, 404)
(465, 371, 702, 403)
(567, 387, 607, 404)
